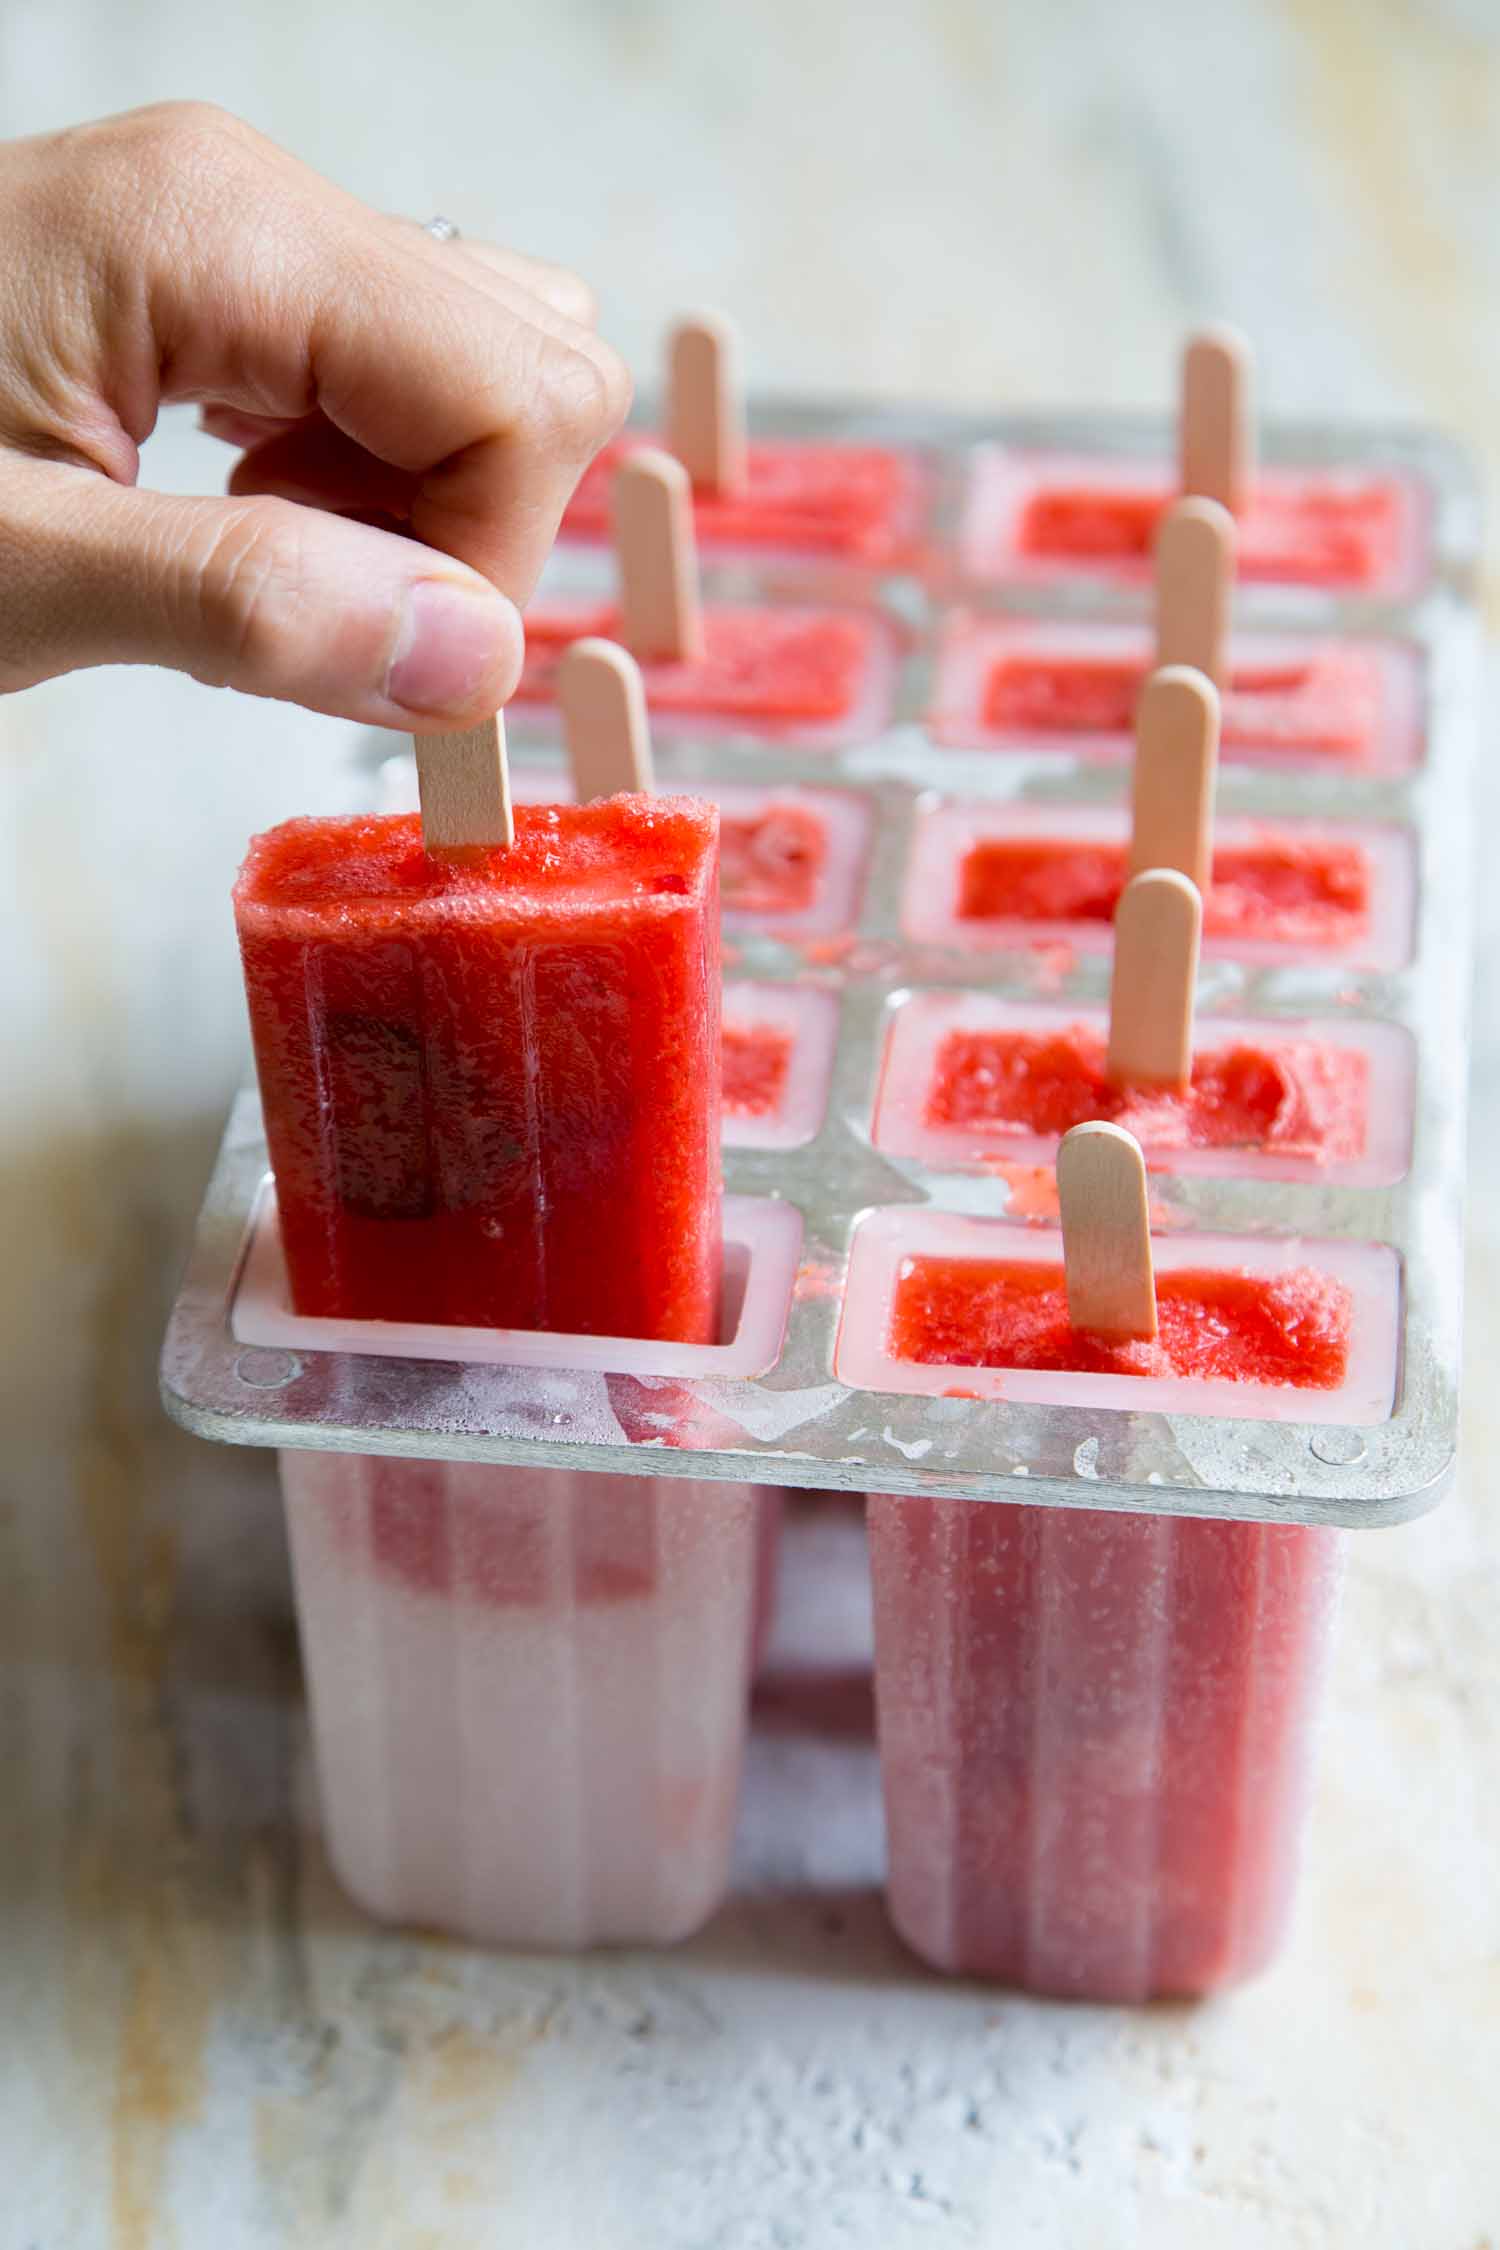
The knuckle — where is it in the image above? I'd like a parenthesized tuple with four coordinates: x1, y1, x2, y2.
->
(137, 98, 255, 155)
(533, 336, 632, 458)
(116, 101, 262, 207)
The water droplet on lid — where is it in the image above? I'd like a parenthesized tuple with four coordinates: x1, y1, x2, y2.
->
(1309, 1428, 1367, 1467)
(234, 1347, 301, 1390)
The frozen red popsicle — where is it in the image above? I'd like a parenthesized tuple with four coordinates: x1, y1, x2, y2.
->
(1016, 468, 1406, 585)
(238, 783, 786, 1950)
(868, 1492, 1343, 1999)
(930, 618, 1410, 769)
(921, 1021, 1368, 1165)
(887, 1252, 1352, 1383)
(954, 831, 1371, 949)
(560, 432, 922, 564)
(234, 798, 721, 1339)
(513, 597, 887, 735)
(869, 1118, 1354, 1998)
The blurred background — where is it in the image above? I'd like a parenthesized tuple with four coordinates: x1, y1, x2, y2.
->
(2, 5, 1496, 2244)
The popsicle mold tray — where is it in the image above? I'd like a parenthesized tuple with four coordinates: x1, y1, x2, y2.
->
(161, 403, 1479, 1529)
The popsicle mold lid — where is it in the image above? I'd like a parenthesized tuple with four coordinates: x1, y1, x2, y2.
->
(165, 400, 1475, 1531)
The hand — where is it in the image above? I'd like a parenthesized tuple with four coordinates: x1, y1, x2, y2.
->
(0, 104, 630, 728)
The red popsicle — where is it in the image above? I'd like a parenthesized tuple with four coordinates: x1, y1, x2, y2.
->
(234, 797, 721, 1340)
(868, 1493, 1342, 1999)
(923, 1021, 1368, 1165)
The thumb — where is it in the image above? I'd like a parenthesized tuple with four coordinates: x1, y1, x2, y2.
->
(0, 461, 524, 728)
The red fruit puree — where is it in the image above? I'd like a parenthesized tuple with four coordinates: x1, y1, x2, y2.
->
(929, 1024, 1367, 1162)
(235, 800, 721, 1341)
(723, 1025, 793, 1119)
(957, 835, 1369, 949)
(1017, 474, 1403, 586)
(562, 435, 916, 563)
(720, 803, 827, 916)
(889, 1256, 1351, 1387)
(981, 647, 1378, 755)
(516, 601, 877, 724)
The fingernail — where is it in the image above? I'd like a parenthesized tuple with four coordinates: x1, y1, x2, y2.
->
(386, 581, 510, 715)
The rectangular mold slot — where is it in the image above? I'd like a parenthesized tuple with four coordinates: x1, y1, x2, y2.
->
(872, 990, 1415, 1187)
(557, 430, 935, 570)
(481, 545, 908, 750)
(928, 613, 1423, 774)
(233, 1183, 803, 1382)
(901, 798, 1415, 972)
(958, 446, 1430, 599)
(834, 1206, 1401, 1425)
(723, 982, 840, 1150)
(712, 780, 873, 935)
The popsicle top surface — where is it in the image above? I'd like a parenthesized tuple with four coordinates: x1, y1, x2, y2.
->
(236, 797, 717, 930)
(891, 1258, 1352, 1388)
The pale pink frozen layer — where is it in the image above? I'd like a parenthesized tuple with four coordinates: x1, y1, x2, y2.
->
(963, 451, 1423, 594)
(513, 599, 894, 742)
(874, 995, 1412, 1187)
(929, 617, 1420, 772)
(559, 432, 925, 564)
(868, 1493, 1343, 1998)
(901, 803, 1414, 970)
(281, 1452, 774, 1949)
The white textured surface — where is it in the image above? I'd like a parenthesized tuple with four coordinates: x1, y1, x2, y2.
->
(3, 4, 1500, 2242)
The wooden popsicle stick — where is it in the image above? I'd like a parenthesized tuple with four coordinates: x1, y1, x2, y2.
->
(414, 714, 514, 855)
(1180, 325, 1254, 516)
(1106, 867, 1203, 1091)
(613, 447, 705, 664)
(1128, 664, 1221, 897)
(665, 312, 747, 495)
(1057, 1121, 1158, 1341)
(1154, 495, 1235, 689)
(558, 638, 655, 801)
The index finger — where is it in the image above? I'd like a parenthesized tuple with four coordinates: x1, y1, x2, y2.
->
(126, 109, 630, 600)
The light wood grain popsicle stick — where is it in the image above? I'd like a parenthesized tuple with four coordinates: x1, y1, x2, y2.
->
(666, 312, 747, 494)
(1057, 1121, 1158, 1341)
(613, 448, 705, 665)
(558, 638, 655, 801)
(1127, 664, 1221, 896)
(1154, 495, 1235, 688)
(415, 715, 514, 855)
(1180, 325, 1254, 516)
(1106, 867, 1203, 1090)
